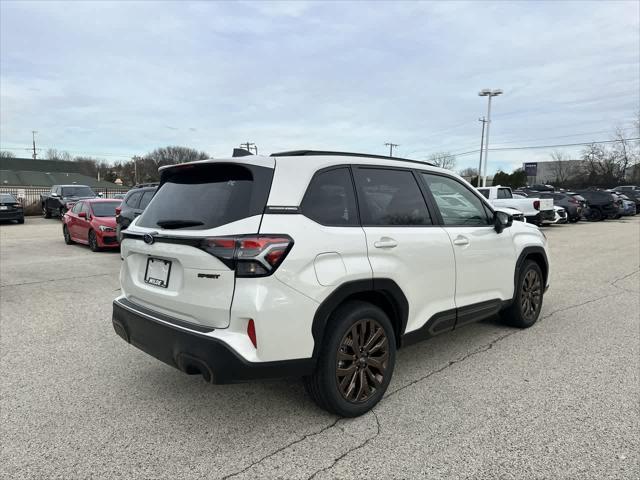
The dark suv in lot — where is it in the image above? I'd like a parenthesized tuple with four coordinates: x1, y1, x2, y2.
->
(115, 184, 157, 240)
(575, 190, 619, 221)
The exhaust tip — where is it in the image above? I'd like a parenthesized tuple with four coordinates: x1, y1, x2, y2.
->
(175, 353, 214, 383)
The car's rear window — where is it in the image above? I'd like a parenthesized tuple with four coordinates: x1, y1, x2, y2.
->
(91, 201, 122, 217)
(137, 163, 273, 230)
(0, 194, 17, 203)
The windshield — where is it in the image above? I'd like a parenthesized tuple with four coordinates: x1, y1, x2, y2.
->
(90, 201, 121, 217)
(0, 194, 17, 203)
(62, 186, 95, 197)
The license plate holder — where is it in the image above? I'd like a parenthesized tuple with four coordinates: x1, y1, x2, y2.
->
(0, 206, 7, 210)
(144, 257, 172, 288)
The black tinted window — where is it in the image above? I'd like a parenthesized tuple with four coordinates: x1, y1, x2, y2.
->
(302, 168, 358, 226)
(354, 168, 431, 226)
(0, 194, 16, 202)
(91, 201, 121, 217)
(125, 191, 142, 208)
(139, 190, 155, 209)
(138, 163, 273, 230)
(422, 174, 491, 226)
(478, 189, 490, 199)
(497, 188, 512, 199)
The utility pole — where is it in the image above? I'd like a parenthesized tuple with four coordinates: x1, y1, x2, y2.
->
(31, 131, 38, 159)
(478, 89, 502, 187)
(477, 117, 487, 187)
(240, 142, 257, 154)
(385, 142, 399, 157)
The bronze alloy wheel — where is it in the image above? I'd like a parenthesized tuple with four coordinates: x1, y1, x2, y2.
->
(336, 318, 389, 403)
(521, 269, 542, 321)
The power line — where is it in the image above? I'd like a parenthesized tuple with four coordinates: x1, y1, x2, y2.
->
(452, 137, 640, 157)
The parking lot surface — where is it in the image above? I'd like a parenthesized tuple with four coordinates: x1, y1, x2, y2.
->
(1, 217, 639, 479)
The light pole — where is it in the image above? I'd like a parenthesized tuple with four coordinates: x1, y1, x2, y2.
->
(477, 117, 486, 187)
(478, 89, 502, 187)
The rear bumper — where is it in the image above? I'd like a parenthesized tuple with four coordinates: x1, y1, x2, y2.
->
(0, 210, 24, 221)
(112, 298, 314, 384)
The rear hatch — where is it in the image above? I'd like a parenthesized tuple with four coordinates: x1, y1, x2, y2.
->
(538, 198, 554, 211)
(120, 160, 275, 329)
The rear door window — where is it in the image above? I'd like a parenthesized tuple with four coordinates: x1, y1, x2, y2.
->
(497, 188, 512, 199)
(354, 168, 432, 226)
(477, 189, 490, 199)
(301, 168, 358, 226)
(137, 163, 273, 230)
(139, 190, 155, 210)
(126, 191, 142, 208)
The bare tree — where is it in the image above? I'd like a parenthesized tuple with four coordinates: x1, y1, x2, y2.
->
(611, 125, 638, 183)
(428, 152, 456, 170)
(46, 149, 73, 161)
(459, 167, 478, 177)
(549, 150, 576, 186)
(0, 151, 15, 159)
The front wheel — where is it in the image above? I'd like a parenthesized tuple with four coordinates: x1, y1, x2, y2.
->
(304, 301, 396, 417)
(501, 260, 544, 328)
(63, 225, 73, 244)
(88, 230, 100, 252)
(42, 205, 51, 218)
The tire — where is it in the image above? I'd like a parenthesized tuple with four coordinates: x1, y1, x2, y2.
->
(17, 218, 24, 224)
(589, 208, 603, 221)
(42, 205, 51, 218)
(303, 301, 396, 417)
(501, 260, 544, 328)
(59, 207, 67, 220)
(63, 225, 73, 244)
(88, 230, 100, 252)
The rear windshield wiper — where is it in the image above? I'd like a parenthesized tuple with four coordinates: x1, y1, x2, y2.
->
(156, 219, 205, 229)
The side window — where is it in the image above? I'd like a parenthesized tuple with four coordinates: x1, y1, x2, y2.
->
(301, 168, 358, 226)
(497, 188, 512, 199)
(72, 201, 83, 213)
(421, 174, 491, 226)
(126, 191, 142, 208)
(81, 203, 92, 217)
(477, 189, 490, 199)
(139, 190, 155, 210)
(354, 168, 431, 226)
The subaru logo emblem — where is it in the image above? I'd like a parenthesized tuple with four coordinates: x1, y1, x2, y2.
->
(143, 233, 155, 245)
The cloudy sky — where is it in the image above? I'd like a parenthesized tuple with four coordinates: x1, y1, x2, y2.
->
(1, 0, 638, 172)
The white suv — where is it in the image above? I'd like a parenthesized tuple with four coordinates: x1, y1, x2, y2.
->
(112, 150, 549, 417)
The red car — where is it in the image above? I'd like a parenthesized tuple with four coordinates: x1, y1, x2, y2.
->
(62, 199, 122, 251)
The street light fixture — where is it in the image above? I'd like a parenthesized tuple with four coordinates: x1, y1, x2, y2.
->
(478, 88, 503, 187)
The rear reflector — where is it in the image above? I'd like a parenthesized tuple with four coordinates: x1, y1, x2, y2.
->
(199, 235, 293, 277)
(247, 319, 257, 348)
(533, 200, 540, 210)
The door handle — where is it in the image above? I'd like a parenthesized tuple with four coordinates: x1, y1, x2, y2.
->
(374, 237, 398, 249)
(453, 235, 469, 246)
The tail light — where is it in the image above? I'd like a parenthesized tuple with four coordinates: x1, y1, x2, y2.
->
(115, 207, 121, 217)
(199, 235, 293, 277)
(568, 198, 578, 204)
(533, 200, 540, 210)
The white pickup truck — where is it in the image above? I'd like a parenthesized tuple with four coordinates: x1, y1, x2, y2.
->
(477, 186, 554, 225)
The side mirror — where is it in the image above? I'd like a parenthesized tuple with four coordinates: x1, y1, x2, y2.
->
(98, 192, 104, 197)
(115, 207, 121, 216)
(51, 192, 59, 198)
(494, 211, 512, 233)
(78, 212, 87, 219)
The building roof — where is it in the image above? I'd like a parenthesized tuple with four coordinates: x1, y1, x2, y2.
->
(0, 157, 121, 188)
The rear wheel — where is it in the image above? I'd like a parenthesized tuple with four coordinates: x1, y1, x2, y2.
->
(88, 230, 100, 252)
(589, 208, 603, 221)
(59, 207, 67, 220)
(17, 218, 24, 224)
(63, 225, 73, 244)
(304, 301, 396, 417)
(501, 260, 544, 328)
(42, 205, 51, 218)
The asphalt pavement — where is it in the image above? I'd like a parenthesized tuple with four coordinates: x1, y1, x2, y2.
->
(1, 216, 638, 479)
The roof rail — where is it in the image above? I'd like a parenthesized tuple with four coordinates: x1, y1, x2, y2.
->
(270, 150, 436, 167)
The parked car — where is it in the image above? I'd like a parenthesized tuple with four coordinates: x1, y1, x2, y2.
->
(537, 192, 583, 223)
(529, 184, 555, 192)
(495, 206, 526, 222)
(41, 184, 97, 218)
(613, 185, 639, 192)
(62, 199, 122, 251)
(549, 206, 568, 224)
(614, 193, 637, 216)
(575, 190, 618, 221)
(477, 186, 554, 225)
(112, 150, 549, 417)
(115, 184, 157, 241)
(0, 193, 24, 224)
(111, 193, 127, 200)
